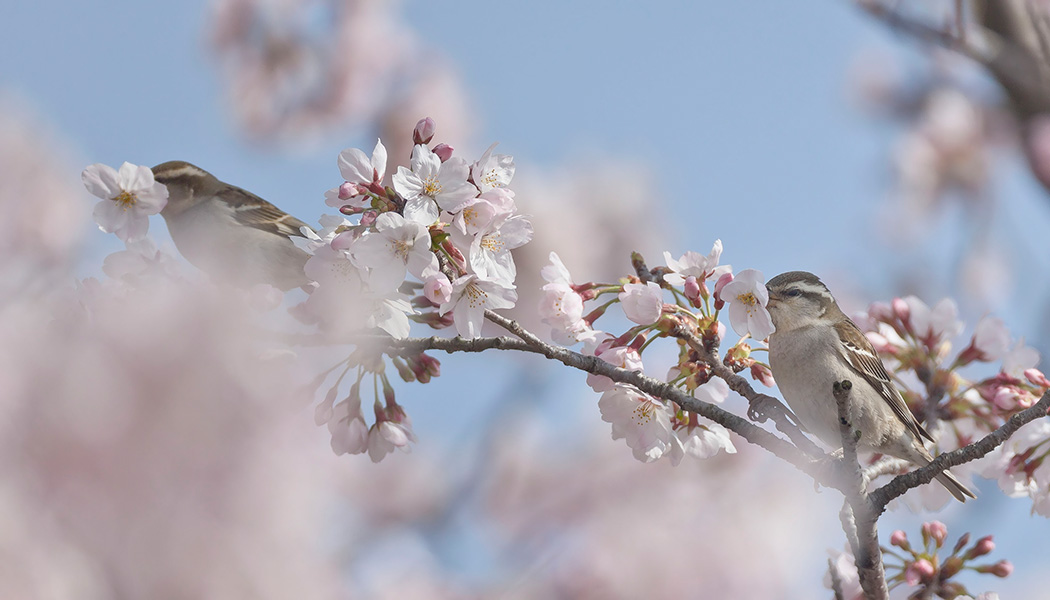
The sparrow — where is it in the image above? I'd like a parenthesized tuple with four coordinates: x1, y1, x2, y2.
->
(765, 271, 975, 502)
(151, 161, 311, 291)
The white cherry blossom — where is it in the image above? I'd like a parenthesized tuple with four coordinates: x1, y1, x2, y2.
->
(619, 281, 663, 325)
(663, 240, 730, 286)
(438, 274, 517, 339)
(721, 269, 775, 340)
(393, 144, 476, 225)
(82, 162, 168, 241)
(351, 212, 436, 292)
(598, 384, 674, 463)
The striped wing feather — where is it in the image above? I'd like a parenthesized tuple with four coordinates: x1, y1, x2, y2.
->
(223, 184, 311, 239)
(834, 319, 935, 443)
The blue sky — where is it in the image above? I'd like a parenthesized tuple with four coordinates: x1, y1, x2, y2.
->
(5, 0, 1050, 595)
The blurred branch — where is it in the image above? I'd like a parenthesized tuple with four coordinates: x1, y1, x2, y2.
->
(870, 389, 1050, 510)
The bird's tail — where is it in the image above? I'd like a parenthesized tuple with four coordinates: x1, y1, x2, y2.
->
(934, 469, 977, 503)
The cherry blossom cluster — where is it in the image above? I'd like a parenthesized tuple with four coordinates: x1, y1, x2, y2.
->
(305, 118, 531, 460)
(538, 243, 778, 464)
(855, 296, 1050, 511)
(884, 521, 1011, 598)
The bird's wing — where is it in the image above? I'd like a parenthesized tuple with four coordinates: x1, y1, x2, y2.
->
(223, 184, 313, 239)
(834, 319, 935, 443)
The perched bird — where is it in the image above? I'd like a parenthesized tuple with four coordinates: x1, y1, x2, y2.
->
(152, 161, 311, 291)
(765, 271, 975, 502)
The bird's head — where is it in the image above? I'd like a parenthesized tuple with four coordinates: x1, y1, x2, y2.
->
(765, 271, 839, 333)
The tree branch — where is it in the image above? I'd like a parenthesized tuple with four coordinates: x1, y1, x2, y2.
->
(667, 324, 826, 459)
(834, 379, 890, 600)
(870, 389, 1050, 510)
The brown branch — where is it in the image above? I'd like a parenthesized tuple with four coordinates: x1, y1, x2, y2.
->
(834, 379, 889, 600)
(870, 389, 1050, 510)
(668, 323, 826, 459)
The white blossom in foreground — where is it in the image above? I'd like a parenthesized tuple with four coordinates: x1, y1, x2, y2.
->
(720, 269, 775, 340)
(619, 281, 663, 325)
(82, 162, 168, 241)
(439, 274, 517, 339)
(392, 144, 475, 225)
(598, 384, 674, 463)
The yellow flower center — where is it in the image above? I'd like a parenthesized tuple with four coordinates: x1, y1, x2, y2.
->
(391, 238, 411, 261)
(422, 176, 442, 198)
(481, 169, 501, 188)
(465, 282, 487, 308)
(114, 190, 137, 211)
(633, 400, 656, 425)
(737, 291, 758, 314)
(480, 234, 504, 253)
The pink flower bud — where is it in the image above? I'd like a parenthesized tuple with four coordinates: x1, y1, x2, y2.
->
(339, 181, 362, 200)
(712, 272, 733, 310)
(969, 535, 995, 558)
(922, 521, 948, 547)
(683, 275, 702, 304)
(904, 559, 935, 586)
(890, 530, 909, 548)
(992, 386, 1019, 411)
(1025, 368, 1050, 389)
(892, 297, 910, 326)
(432, 143, 454, 162)
(413, 117, 436, 145)
(991, 560, 1013, 578)
(749, 363, 776, 387)
(360, 210, 378, 227)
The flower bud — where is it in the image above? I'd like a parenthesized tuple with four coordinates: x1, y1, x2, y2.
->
(1025, 368, 1050, 389)
(905, 559, 935, 586)
(360, 210, 378, 227)
(432, 143, 454, 162)
(940, 556, 964, 579)
(749, 363, 776, 387)
(684, 276, 702, 305)
(922, 521, 948, 548)
(967, 535, 995, 559)
(339, 181, 362, 200)
(890, 530, 909, 549)
(952, 532, 971, 555)
(393, 357, 416, 383)
(413, 117, 436, 145)
(892, 297, 911, 326)
(990, 560, 1013, 578)
(712, 272, 733, 310)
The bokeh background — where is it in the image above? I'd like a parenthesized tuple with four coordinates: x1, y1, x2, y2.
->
(2, 0, 1049, 597)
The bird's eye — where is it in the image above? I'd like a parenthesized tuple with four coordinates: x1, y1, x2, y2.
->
(785, 288, 802, 298)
